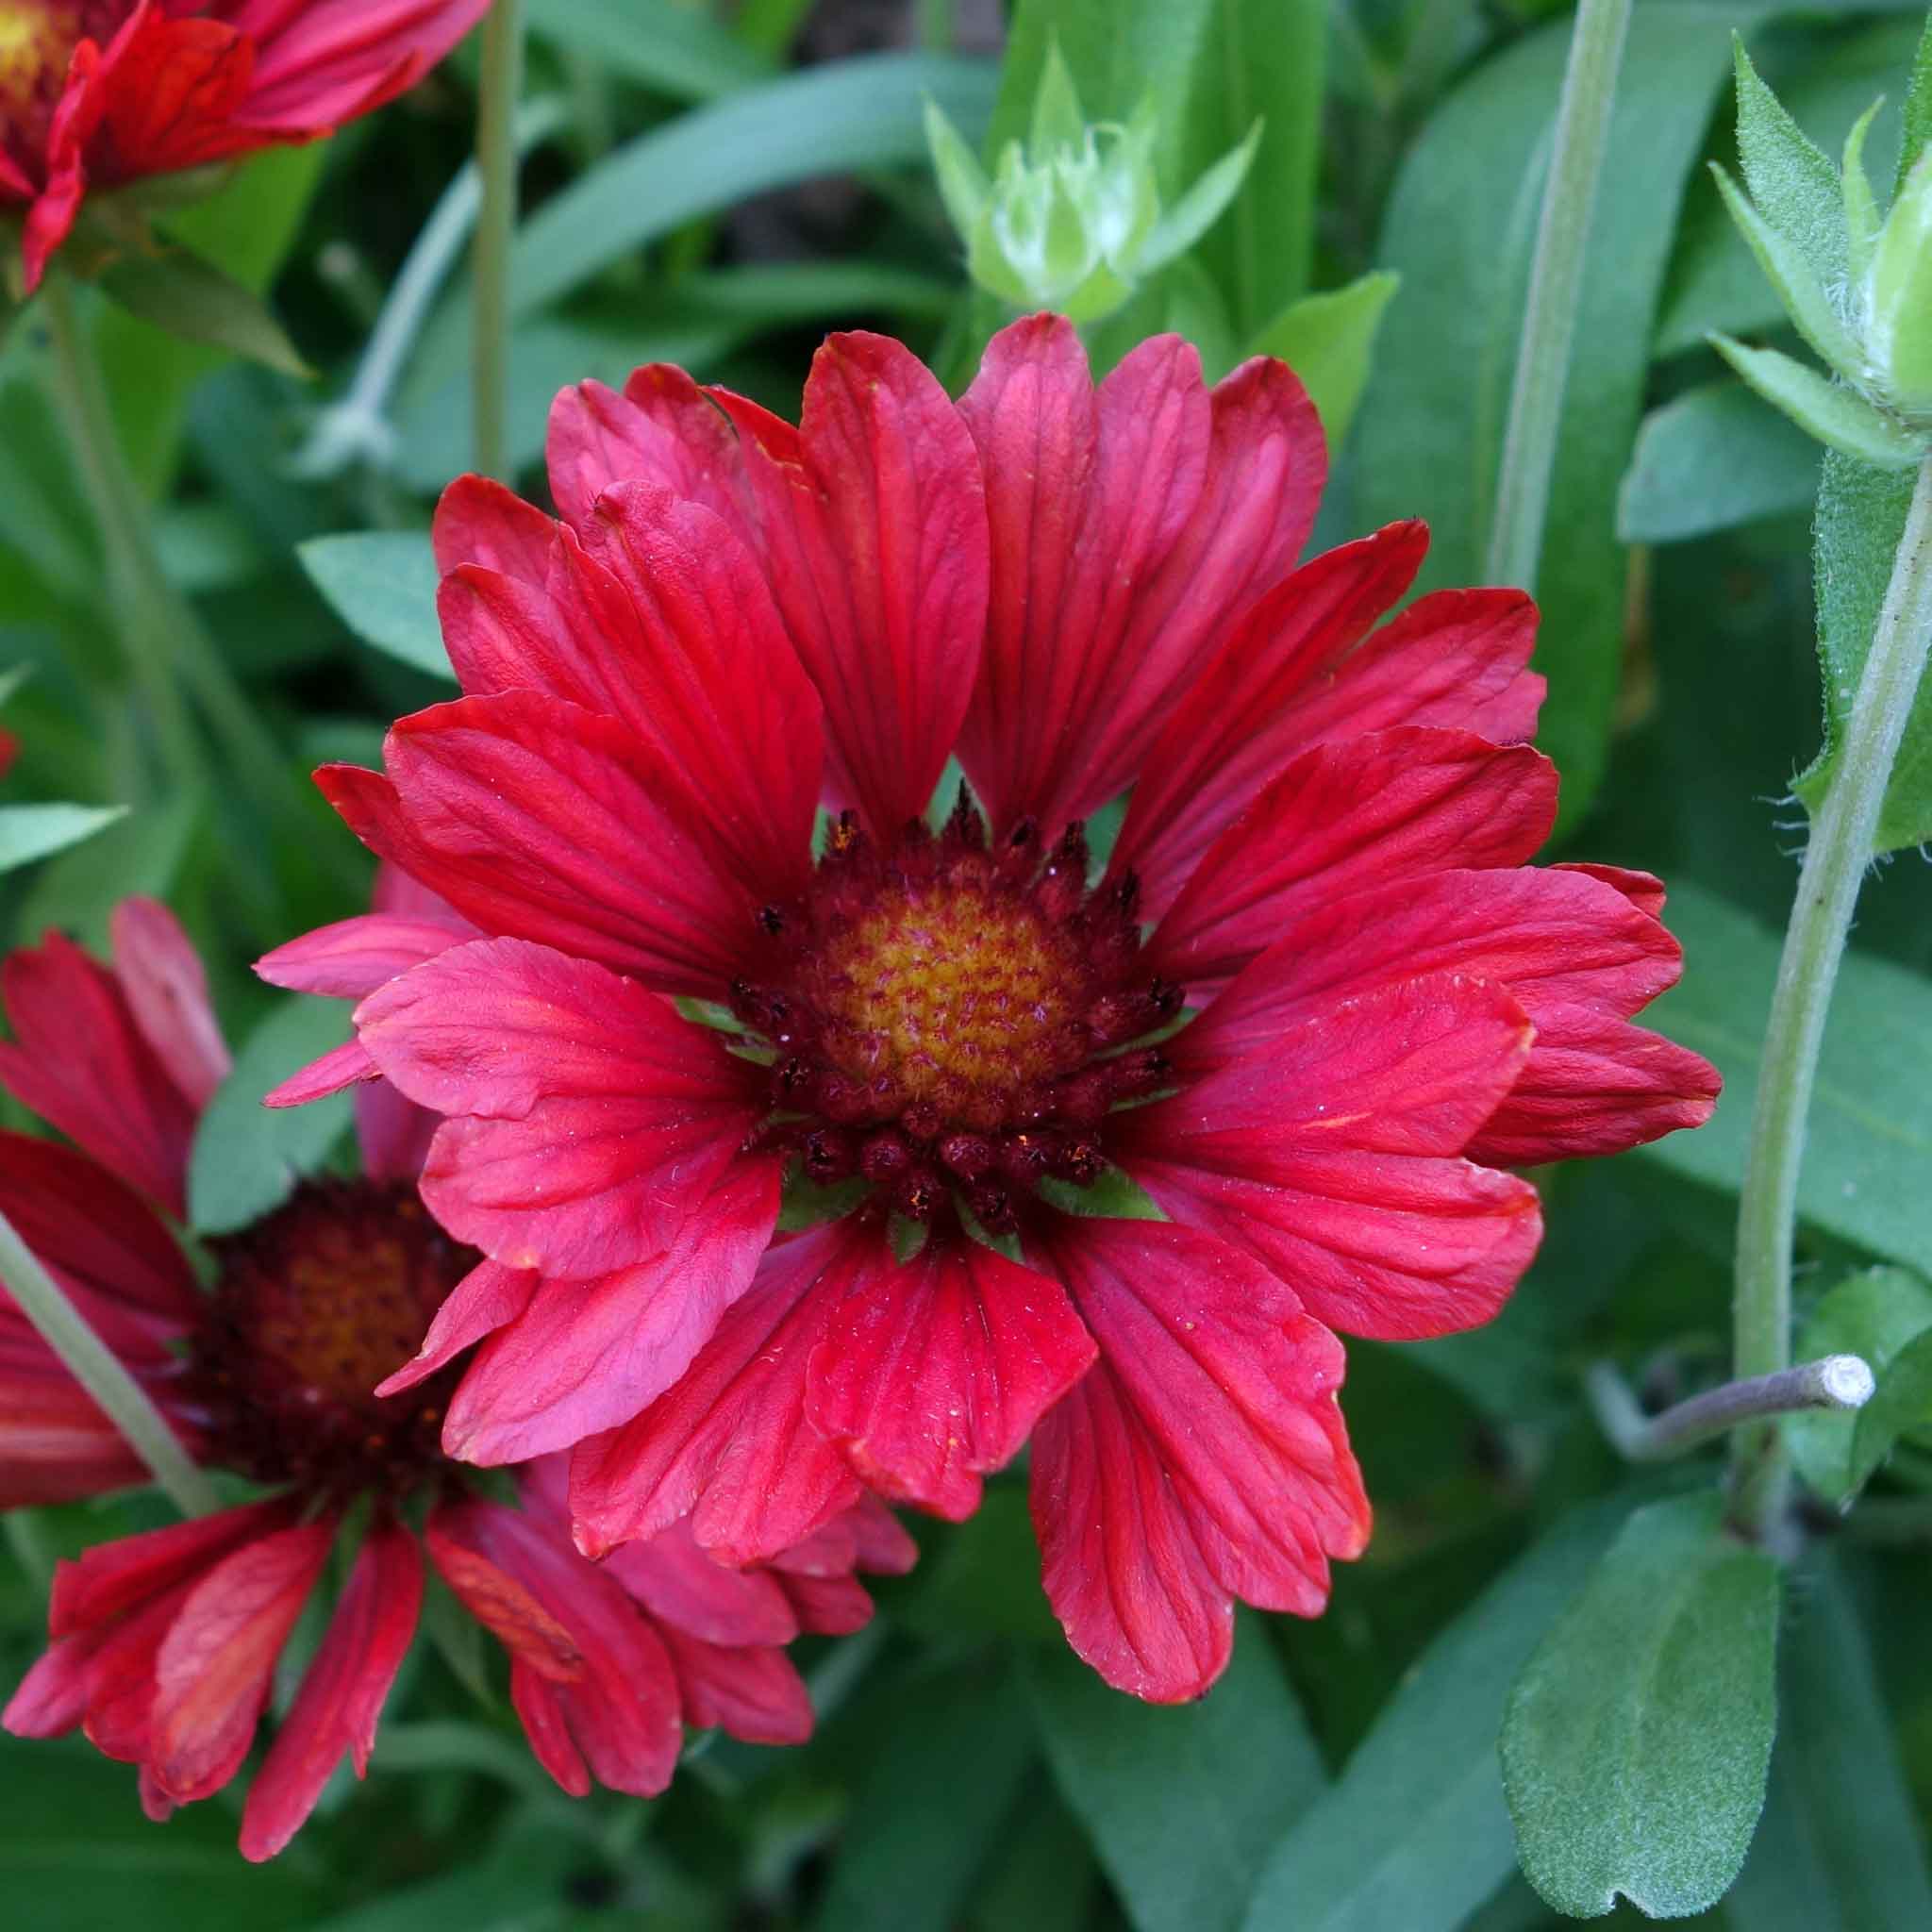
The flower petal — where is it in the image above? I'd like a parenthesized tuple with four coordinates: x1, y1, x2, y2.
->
(807, 1230, 1095, 1521)
(356, 937, 767, 1278)
(110, 898, 229, 1110)
(659, 1626, 812, 1745)
(599, 1518, 799, 1648)
(230, 0, 492, 131)
(441, 1159, 782, 1465)
(375, 1257, 536, 1397)
(1027, 1219, 1368, 1702)
(568, 1217, 878, 1564)
(1146, 730, 1558, 982)
(958, 319, 1324, 833)
(238, 1517, 423, 1862)
(256, 911, 470, 999)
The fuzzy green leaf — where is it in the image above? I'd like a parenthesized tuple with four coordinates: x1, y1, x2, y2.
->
(1710, 335, 1923, 466)
(1501, 1493, 1778, 1919)
(1790, 1266, 1932, 1502)
(1249, 271, 1399, 452)
(1732, 38, 1849, 298)
(1617, 380, 1820, 542)
(97, 247, 311, 379)
(189, 997, 355, 1235)
(1899, 12, 1932, 190)
(1841, 99, 1885, 280)
(298, 532, 450, 681)
(1709, 166, 1864, 380)
(0, 802, 126, 875)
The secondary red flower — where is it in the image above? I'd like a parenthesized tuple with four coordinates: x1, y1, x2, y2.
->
(0, 898, 911, 1857)
(0, 0, 490, 291)
(265, 314, 1720, 1701)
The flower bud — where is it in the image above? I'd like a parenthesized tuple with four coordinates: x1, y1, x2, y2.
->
(1862, 149, 1932, 426)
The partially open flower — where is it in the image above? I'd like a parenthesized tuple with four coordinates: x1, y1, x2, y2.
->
(0, 895, 910, 1857)
(0, 0, 491, 291)
(265, 314, 1720, 1703)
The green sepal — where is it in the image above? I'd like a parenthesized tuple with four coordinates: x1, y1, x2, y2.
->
(1028, 38, 1088, 165)
(1866, 150, 1932, 421)
(1710, 333, 1923, 467)
(1732, 37, 1849, 297)
(1841, 98, 1885, 283)
(1138, 118, 1261, 276)
(1710, 164, 1862, 382)
(924, 97, 991, 242)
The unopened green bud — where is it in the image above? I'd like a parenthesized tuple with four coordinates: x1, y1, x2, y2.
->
(1863, 149, 1932, 425)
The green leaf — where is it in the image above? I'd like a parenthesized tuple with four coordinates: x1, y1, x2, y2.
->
(1794, 450, 1928, 848)
(1639, 884, 1932, 1272)
(298, 533, 449, 681)
(1732, 38, 1850, 301)
(1898, 11, 1932, 189)
(16, 791, 198, 949)
(97, 247, 310, 379)
(1138, 121, 1262, 277)
(1851, 1325, 1932, 1490)
(1501, 1492, 1778, 1919)
(1353, 9, 1736, 836)
(1030, 1618, 1325, 1932)
(524, 0, 773, 102)
(189, 996, 354, 1235)
(1790, 1266, 1932, 1502)
(1709, 334, 1923, 466)
(1248, 272, 1400, 452)
(1618, 380, 1821, 542)
(1240, 1498, 1629, 1932)
(1724, 1553, 1932, 1930)
(0, 802, 126, 874)
(1709, 167, 1864, 382)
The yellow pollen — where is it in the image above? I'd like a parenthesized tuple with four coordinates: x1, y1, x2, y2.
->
(0, 3, 85, 139)
(818, 879, 1077, 1101)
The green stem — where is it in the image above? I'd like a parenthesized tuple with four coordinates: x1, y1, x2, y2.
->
(1731, 451, 1932, 1538)
(1483, 0, 1632, 589)
(0, 1207, 219, 1519)
(472, 0, 525, 481)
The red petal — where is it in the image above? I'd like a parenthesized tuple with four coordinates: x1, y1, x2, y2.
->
(1117, 974, 1541, 1338)
(1554, 860, 1668, 919)
(1108, 523, 1430, 909)
(568, 1217, 877, 1564)
(261, 1035, 375, 1108)
(807, 1231, 1095, 1520)
(433, 1496, 683, 1798)
(442, 1159, 782, 1465)
(706, 334, 990, 837)
(354, 1078, 441, 1185)
(1028, 1220, 1369, 1702)
(148, 1519, 337, 1805)
(600, 1519, 799, 1648)
(774, 1570, 876, 1636)
(958, 320, 1324, 833)
(659, 1627, 812, 1745)
(110, 898, 229, 1109)
(231, 0, 491, 131)
(94, 15, 257, 177)
(1147, 731, 1558, 983)
(362, 691, 767, 996)
(256, 911, 469, 999)
(843, 1494, 920, 1574)
(239, 1518, 422, 1862)
(424, 1502, 585, 1682)
(434, 473, 558, 577)
(0, 931, 200, 1215)
(0, 1325, 152, 1506)
(355, 936, 765, 1277)
(375, 1257, 536, 1397)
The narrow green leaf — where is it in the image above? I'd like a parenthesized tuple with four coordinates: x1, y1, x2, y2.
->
(524, 0, 773, 101)
(189, 997, 355, 1235)
(1732, 38, 1850, 298)
(1355, 11, 1737, 835)
(1248, 271, 1400, 452)
(1240, 1499, 1629, 1932)
(1617, 380, 1820, 542)
(1639, 884, 1932, 1272)
(1790, 1266, 1932, 1502)
(1709, 334, 1922, 466)
(1842, 99, 1886, 279)
(1502, 1492, 1778, 1919)
(18, 791, 198, 949)
(1709, 166, 1864, 381)
(1794, 449, 1930, 848)
(1724, 1554, 1932, 1930)
(97, 247, 311, 379)
(1030, 1619, 1325, 1932)
(0, 802, 127, 874)
(1851, 1326, 1932, 1489)
(298, 532, 449, 682)
(1139, 121, 1262, 277)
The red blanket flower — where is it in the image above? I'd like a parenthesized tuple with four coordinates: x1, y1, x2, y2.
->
(0, 0, 490, 289)
(264, 315, 1720, 1702)
(0, 895, 910, 1857)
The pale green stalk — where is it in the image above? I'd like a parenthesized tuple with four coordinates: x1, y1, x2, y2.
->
(472, 0, 526, 481)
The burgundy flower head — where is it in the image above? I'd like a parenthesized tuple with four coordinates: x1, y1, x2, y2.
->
(0, 0, 491, 290)
(0, 895, 910, 1857)
(265, 316, 1720, 1702)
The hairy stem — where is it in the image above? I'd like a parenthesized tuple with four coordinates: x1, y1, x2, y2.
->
(1731, 452, 1932, 1537)
(1484, 0, 1632, 588)
(1589, 1355, 1874, 1463)
(0, 1207, 219, 1519)
(472, 0, 525, 481)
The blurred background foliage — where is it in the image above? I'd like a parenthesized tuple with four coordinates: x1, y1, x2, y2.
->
(3, 0, 1932, 1927)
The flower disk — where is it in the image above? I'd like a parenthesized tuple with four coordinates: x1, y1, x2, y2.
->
(188, 1178, 478, 1496)
(0, 2, 111, 152)
(737, 792, 1179, 1230)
